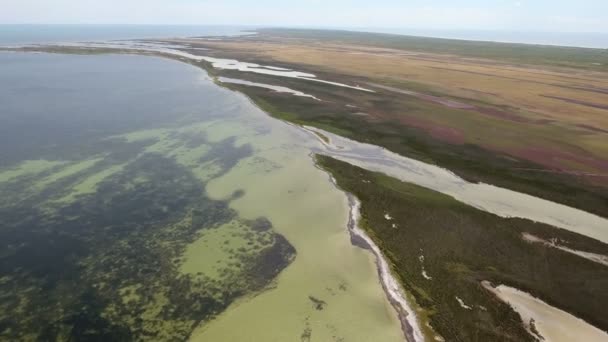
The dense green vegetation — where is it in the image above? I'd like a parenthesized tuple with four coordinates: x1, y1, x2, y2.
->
(258, 28, 608, 71)
(213, 69, 608, 218)
(317, 155, 608, 342)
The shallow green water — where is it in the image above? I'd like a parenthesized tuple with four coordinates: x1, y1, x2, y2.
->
(0, 52, 404, 341)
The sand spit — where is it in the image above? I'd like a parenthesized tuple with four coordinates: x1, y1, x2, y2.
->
(11, 43, 608, 341)
(164, 49, 374, 92)
(303, 126, 608, 244)
(151, 46, 375, 92)
(483, 282, 608, 342)
(218, 77, 321, 101)
(343, 194, 426, 342)
(8, 41, 376, 93)
(522, 233, 608, 267)
(16, 45, 600, 233)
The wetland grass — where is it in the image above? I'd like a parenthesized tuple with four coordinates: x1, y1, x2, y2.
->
(317, 155, 608, 341)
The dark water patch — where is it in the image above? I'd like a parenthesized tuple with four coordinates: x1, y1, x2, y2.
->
(0, 53, 235, 168)
(38, 289, 133, 342)
(301, 317, 312, 342)
(191, 201, 232, 230)
(243, 234, 296, 289)
(0, 138, 153, 209)
(308, 296, 327, 311)
(248, 217, 273, 232)
(199, 136, 254, 177)
(0, 151, 295, 341)
(230, 189, 246, 200)
(173, 130, 210, 149)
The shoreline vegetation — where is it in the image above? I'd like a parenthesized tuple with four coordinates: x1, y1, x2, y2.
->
(317, 155, 608, 341)
(164, 29, 608, 218)
(0, 50, 409, 342)
(2, 28, 607, 341)
(342, 184, 426, 342)
(5, 43, 606, 220)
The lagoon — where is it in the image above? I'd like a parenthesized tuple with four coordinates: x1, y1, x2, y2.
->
(0, 51, 405, 341)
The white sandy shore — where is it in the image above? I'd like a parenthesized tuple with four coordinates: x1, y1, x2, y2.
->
(152, 45, 376, 92)
(522, 232, 608, 267)
(133, 44, 608, 341)
(302, 125, 608, 245)
(345, 196, 427, 342)
(11, 42, 607, 341)
(41, 43, 605, 245)
(217, 77, 321, 101)
(16, 41, 375, 92)
(483, 282, 608, 342)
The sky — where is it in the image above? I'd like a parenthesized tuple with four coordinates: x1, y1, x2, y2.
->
(1, 0, 607, 33)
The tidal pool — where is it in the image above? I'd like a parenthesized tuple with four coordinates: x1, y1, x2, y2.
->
(0, 52, 405, 341)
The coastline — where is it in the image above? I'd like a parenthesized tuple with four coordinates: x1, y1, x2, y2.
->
(344, 194, 427, 342)
(319, 162, 427, 342)
(4, 42, 607, 340)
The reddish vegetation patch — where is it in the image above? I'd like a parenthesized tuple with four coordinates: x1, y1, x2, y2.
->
(541, 95, 608, 110)
(577, 124, 608, 134)
(369, 82, 539, 123)
(460, 88, 500, 97)
(368, 83, 475, 110)
(399, 116, 466, 144)
(472, 106, 539, 123)
(555, 84, 608, 95)
(414, 93, 475, 110)
(508, 146, 608, 175)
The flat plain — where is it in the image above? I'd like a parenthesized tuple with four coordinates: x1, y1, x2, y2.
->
(165, 29, 608, 217)
(2, 29, 608, 342)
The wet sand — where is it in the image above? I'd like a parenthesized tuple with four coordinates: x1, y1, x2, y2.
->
(484, 282, 608, 342)
(3, 43, 410, 341)
(186, 85, 406, 342)
(302, 126, 608, 244)
(11, 42, 608, 341)
(343, 194, 428, 342)
(218, 77, 321, 101)
(522, 233, 608, 267)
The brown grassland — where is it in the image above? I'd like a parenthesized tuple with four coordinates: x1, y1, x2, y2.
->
(162, 29, 608, 216)
(3, 29, 608, 341)
(172, 31, 608, 174)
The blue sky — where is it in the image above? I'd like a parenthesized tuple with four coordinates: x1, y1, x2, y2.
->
(1, 0, 607, 33)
